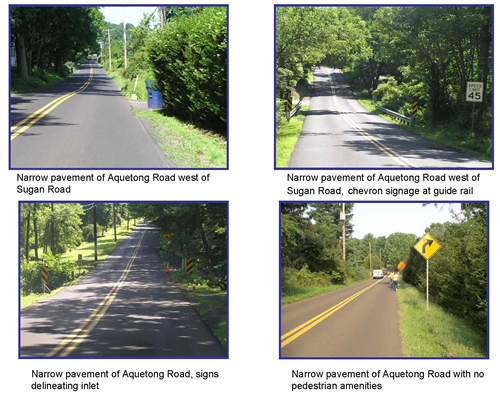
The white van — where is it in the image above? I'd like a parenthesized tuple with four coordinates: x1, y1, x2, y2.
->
(373, 270, 383, 279)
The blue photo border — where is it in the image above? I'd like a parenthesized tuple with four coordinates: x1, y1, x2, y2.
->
(278, 200, 489, 359)
(9, 4, 229, 171)
(18, 200, 229, 359)
(274, 4, 494, 171)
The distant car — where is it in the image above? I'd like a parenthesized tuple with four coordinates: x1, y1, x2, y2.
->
(373, 270, 383, 279)
(383, 269, 388, 275)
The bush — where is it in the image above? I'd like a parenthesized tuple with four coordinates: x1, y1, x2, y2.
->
(147, 7, 227, 133)
(21, 253, 75, 294)
(82, 224, 94, 243)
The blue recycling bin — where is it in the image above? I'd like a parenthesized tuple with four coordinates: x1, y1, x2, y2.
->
(145, 80, 163, 109)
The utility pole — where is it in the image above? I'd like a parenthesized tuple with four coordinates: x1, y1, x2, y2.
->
(113, 203, 117, 242)
(369, 241, 372, 271)
(93, 203, 98, 261)
(123, 7, 128, 69)
(342, 203, 346, 261)
(160, 7, 165, 28)
(108, 28, 112, 71)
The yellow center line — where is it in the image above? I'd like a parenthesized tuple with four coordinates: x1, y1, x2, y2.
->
(328, 71, 419, 168)
(281, 277, 386, 348)
(46, 230, 145, 357)
(11, 59, 94, 140)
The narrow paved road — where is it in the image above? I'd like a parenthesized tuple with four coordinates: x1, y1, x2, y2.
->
(10, 57, 172, 168)
(20, 222, 225, 358)
(288, 66, 491, 168)
(281, 277, 403, 358)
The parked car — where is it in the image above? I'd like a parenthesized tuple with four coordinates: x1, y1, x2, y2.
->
(373, 270, 384, 279)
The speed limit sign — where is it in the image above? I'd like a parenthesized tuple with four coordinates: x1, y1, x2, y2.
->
(466, 82, 484, 102)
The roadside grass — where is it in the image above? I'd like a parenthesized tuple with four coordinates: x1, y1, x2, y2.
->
(169, 271, 227, 350)
(21, 284, 75, 310)
(21, 220, 139, 308)
(106, 70, 150, 101)
(354, 92, 491, 161)
(11, 71, 66, 94)
(61, 219, 138, 263)
(134, 109, 227, 168)
(397, 280, 487, 357)
(276, 104, 309, 167)
(281, 277, 370, 306)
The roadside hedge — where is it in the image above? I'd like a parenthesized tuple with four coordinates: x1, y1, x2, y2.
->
(147, 7, 227, 133)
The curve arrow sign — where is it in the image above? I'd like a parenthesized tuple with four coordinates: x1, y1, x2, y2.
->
(422, 239, 433, 254)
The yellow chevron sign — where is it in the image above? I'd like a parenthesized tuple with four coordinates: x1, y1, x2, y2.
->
(41, 265, 48, 285)
(414, 233, 442, 260)
(187, 258, 194, 274)
(411, 101, 418, 118)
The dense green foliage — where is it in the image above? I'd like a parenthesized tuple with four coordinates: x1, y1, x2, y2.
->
(11, 7, 104, 78)
(132, 203, 228, 290)
(276, 6, 369, 96)
(147, 7, 227, 132)
(276, 6, 492, 154)
(403, 204, 487, 331)
(281, 203, 351, 293)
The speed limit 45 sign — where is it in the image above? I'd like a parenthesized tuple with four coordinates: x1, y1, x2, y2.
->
(466, 82, 484, 102)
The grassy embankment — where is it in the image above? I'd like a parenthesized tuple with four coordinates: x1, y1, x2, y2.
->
(397, 280, 487, 357)
(106, 69, 227, 168)
(276, 74, 314, 167)
(10, 56, 88, 94)
(353, 90, 491, 161)
(20, 219, 138, 309)
(11, 70, 66, 94)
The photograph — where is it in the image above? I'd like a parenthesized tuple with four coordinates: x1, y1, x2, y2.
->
(10, 5, 228, 169)
(280, 202, 488, 358)
(275, 6, 492, 169)
(19, 202, 228, 358)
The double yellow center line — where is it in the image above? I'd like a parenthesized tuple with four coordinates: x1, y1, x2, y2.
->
(281, 277, 385, 348)
(328, 71, 418, 168)
(46, 230, 145, 357)
(11, 60, 94, 140)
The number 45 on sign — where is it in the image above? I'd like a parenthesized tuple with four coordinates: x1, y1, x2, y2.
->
(466, 82, 483, 102)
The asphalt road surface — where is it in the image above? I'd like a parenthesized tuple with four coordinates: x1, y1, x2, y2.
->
(288, 67, 491, 168)
(281, 277, 403, 358)
(20, 222, 226, 358)
(10, 57, 172, 168)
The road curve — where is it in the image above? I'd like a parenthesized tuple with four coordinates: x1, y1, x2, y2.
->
(281, 277, 403, 358)
(20, 222, 225, 358)
(288, 66, 491, 169)
(10, 57, 172, 168)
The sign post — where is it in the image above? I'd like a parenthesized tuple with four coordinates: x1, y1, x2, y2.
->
(466, 82, 484, 136)
(414, 233, 442, 311)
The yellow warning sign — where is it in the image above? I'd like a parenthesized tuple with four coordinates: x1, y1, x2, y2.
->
(187, 258, 194, 274)
(163, 232, 171, 240)
(41, 265, 48, 284)
(414, 233, 442, 260)
(398, 261, 406, 270)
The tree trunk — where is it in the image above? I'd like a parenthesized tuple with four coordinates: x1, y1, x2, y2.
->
(51, 203, 55, 254)
(33, 204, 39, 261)
(25, 205, 31, 263)
(194, 204, 212, 265)
(15, 34, 29, 79)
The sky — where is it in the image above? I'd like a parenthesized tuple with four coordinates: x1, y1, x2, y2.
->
(350, 203, 461, 239)
(102, 6, 158, 27)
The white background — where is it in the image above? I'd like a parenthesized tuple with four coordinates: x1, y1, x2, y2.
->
(3, 0, 497, 396)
